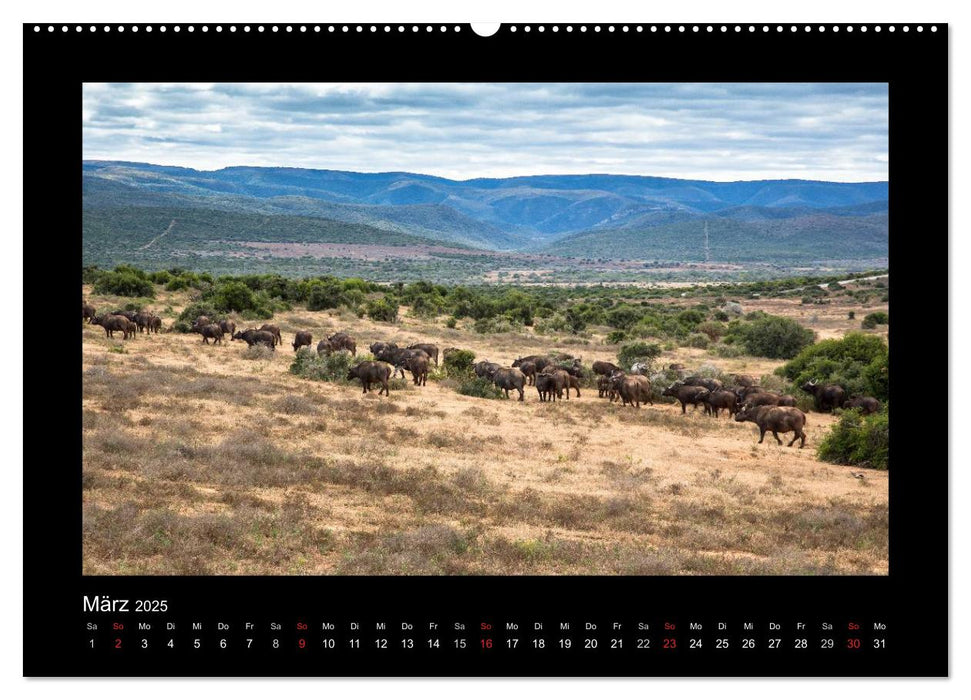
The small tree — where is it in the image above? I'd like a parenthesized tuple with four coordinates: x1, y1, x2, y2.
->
(443, 349, 476, 378)
(366, 297, 399, 323)
(735, 315, 815, 359)
(861, 311, 889, 329)
(617, 341, 662, 372)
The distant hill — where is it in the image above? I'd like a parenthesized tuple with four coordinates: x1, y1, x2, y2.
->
(83, 161, 889, 263)
(540, 212, 889, 263)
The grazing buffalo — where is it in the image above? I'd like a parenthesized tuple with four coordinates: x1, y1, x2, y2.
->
(733, 385, 766, 401)
(518, 360, 537, 386)
(844, 396, 881, 415)
(734, 405, 808, 448)
(513, 355, 555, 373)
(232, 329, 276, 350)
(348, 361, 392, 396)
(148, 315, 162, 334)
(370, 341, 394, 356)
(398, 353, 430, 386)
(491, 367, 526, 401)
(534, 372, 559, 402)
(662, 383, 711, 414)
(611, 373, 652, 408)
(684, 376, 724, 392)
(556, 358, 584, 378)
(109, 309, 138, 322)
(408, 343, 439, 366)
(192, 315, 211, 330)
(705, 389, 740, 417)
(259, 324, 283, 346)
(91, 314, 133, 339)
(384, 348, 428, 379)
(733, 374, 758, 387)
(593, 360, 621, 376)
(292, 331, 313, 352)
(82, 302, 96, 322)
(199, 323, 224, 345)
(219, 319, 236, 338)
(474, 361, 502, 379)
(597, 374, 612, 398)
(538, 368, 571, 401)
(327, 332, 357, 356)
(742, 391, 787, 408)
(566, 373, 582, 398)
(134, 311, 154, 333)
(801, 380, 847, 412)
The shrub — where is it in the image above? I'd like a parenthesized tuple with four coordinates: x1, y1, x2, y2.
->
(722, 301, 743, 316)
(696, 320, 727, 342)
(605, 330, 628, 345)
(365, 298, 399, 323)
(861, 311, 889, 329)
(166, 277, 191, 292)
(777, 333, 889, 401)
(242, 345, 276, 361)
(817, 409, 889, 470)
(686, 333, 710, 349)
(173, 303, 219, 333)
(713, 310, 730, 322)
(445, 316, 457, 329)
(617, 342, 662, 372)
(148, 270, 173, 285)
(442, 349, 476, 378)
(457, 377, 505, 399)
(733, 315, 815, 359)
(289, 347, 355, 383)
(848, 311, 856, 320)
(712, 343, 744, 358)
(209, 281, 258, 313)
(93, 271, 155, 298)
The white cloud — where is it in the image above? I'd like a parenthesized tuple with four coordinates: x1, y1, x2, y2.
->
(82, 82, 888, 182)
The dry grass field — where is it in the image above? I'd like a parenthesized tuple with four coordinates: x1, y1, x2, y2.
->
(82, 284, 889, 576)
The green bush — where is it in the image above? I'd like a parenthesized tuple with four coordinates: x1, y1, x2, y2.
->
(93, 271, 155, 298)
(148, 270, 173, 285)
(733, 314, 815, 359)
(445, 316, 458, 329)
(210, 281, 258, 313)
(686, 333, 710, 349)
(617, 341, 662, 372)
(365, 297, 399, 323)
(712, 343, 744, 358)
(817, 409, 889, 470)
(443, 349, 476, 378)
(605, 330, 628, 344)
(166, 277, 191, 292)
(848, 311, 856, 320)
(696, 320, 727, 342)
(778, 332, 889, 402)
(861, 311, 889, 329)
(457, 377, 505, 399)
(289, 347, 355, 383)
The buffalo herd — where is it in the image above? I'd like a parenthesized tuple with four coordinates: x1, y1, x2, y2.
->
(84, 301, 881, 449)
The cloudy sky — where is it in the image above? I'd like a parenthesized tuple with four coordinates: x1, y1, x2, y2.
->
(82, 82, 887, 182)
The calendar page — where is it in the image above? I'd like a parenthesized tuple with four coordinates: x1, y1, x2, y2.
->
(23, 21, 946, 677)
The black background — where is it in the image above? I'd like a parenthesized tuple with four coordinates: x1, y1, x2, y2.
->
(23, 22, 947, 677)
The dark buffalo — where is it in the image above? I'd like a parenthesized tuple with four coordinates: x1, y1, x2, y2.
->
(534, 372, 559, 402)
(705, 389, 740, 417)
(369, 341, 394, 356)
(733, 374, 758, 387)
(109, 309, 138, 322)
(385, 348, 428, 379)
(513, 355, 555, 373)
(492, 367, 526, 401)
(408, 343, 439, 366)
(557, 359, 584, 378)
(733, 385, 766, 401)
(593, 360, 621, 376)
(518, 360, 537, 386)
(398, 353, 430, 386)
(259, 324, 283, 346)
(219, 319, 236, 338)
(662, 383, 710, 414)
(734, 405, 808, 448)
(91, 314, 133, 339)
(844, 396, 881, 415)
(348, 361, 392, 396)
(82, 303, 96, 322)
(565, 373, 582, 398)
(134, 311, 153, 333)
(292, 331, 313, 352)
(612, 373, 652, 408)
(149, 315, 162, 334)
(597, 374, 612, 398)
(538, 368, 571, 401)
(199, 323, 224, 345)
(684, 376, 723, 392)
(191, 315, 211, 330)
(232, 329, 276, 350)
(327, 332, 357, 355)
(474, 361, 502, 379)
(801, 380, 847, 412)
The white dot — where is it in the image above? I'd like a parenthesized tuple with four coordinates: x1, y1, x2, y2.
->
(608, 26, 615, 32)
(861, 26, 867, 32)
(707, 26, 714, 32)
(300, 26, 306, 32)
(776, 26, 783, 32)
(932, 26, 938, 32)
(525, 25, 532, 32)
(454, 26, 460, 32)
(76, 25, 82, 32)
(889, 26, 895, 32)
(553, 26, 560, 32)
(693, 26, 700, 33)
(763, 25, 769, 32)
(33, 25, 39, 32)
(623, 26, 629, 32)
(666, 26, 672, 32)
(734, 26, 741, 32)
(678, 25, 685, 32)
(272, 26, 279, 32)
(412, 25, 418, 32)
(651, 26, 657, 32)
(118, 26, 125, 32)
(90, 26, 97, 32)
(358, 26, 364, 33)
(721, 26, 727, 32)
(875, 26, 881, 32)
(903, 26, 910, 32)
(201, 26, 208, 33)
(834, 26, 840, 32)
(791, 26, 797, 32)
(425, 25, 432, 32)
(384, 26, 390, 32)
(440, 25, 446, 32)
(61, 25, 68, 32)
(567, 26, 573, 32)
(511, 26, 517, 32)
(917, 26, 924, 32)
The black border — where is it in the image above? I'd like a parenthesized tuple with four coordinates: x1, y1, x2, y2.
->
(24, 22, 947, 677)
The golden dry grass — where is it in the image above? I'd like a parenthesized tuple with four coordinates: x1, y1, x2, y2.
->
(82, 285, 888, 576)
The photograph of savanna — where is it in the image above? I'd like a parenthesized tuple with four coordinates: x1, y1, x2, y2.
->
(82, 83, 889, 576)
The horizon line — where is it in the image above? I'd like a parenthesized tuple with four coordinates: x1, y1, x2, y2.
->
(82, 159, 889, 186)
